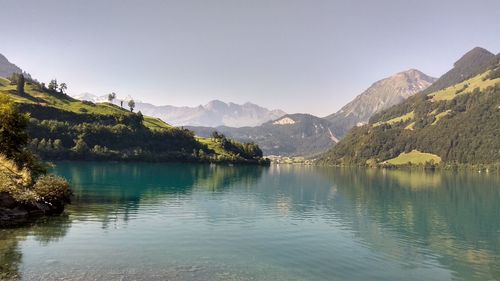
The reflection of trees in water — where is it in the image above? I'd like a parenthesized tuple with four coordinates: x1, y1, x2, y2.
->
(235, 165, 500, 279)
(192, 164, 265, 191)
(54, 162, 266, 229)
(0, 214, 71, 279)
(314, 168, 500, 280)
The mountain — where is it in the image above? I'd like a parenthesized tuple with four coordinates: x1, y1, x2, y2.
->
(0, 54, 22, 78)
(135, 100, 286, 127)
(318, 48, 500, 167)
(420, 47, 495, 95)
(73, 93, 286, 127)
(325, 69, 437, 137)
(188, 69, 437, 156)
(187, 113, 339, 156)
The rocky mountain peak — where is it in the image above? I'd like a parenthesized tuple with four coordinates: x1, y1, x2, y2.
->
(325, 69, 437, 137)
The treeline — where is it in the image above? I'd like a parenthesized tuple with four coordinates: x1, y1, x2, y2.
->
(21, 103, 267, 164)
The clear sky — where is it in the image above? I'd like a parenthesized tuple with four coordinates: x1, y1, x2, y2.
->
(0, 0, 499, 116)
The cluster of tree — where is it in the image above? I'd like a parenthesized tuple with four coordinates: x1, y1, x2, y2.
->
(8, 73, 69, 97)
(107, 92, 135, 112)
(319, 82, 500, 168)
(211, 131, 264, 160)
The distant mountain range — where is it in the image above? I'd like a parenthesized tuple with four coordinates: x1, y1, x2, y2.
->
(187, 113, 339, 156)
(188, 69, 436, 156)
(325, 69, 437, 137)
(73, 93, 286, 128)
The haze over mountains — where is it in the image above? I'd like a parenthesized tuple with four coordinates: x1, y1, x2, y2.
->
(73, 93, 286, 127)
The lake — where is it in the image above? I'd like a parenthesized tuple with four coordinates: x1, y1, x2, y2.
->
(1, 162, 499, 280)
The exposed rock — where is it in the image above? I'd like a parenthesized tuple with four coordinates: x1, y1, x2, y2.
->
(325, 69, 437, 137)
(0, 192, 67, 227)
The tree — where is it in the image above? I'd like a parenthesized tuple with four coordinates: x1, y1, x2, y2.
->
(59, 83, 67, 94)
(128, 99, 135, 112)
(72, 138, 88, 154)
(108, 92, 116, 103)
(16, 74, 25, 95)
(48, 79, 58, 91)
(0, 95, 47, 176)
(211, 131, 224, 140)
(0, 95, 29, 159)
(53, 139, 64, 151)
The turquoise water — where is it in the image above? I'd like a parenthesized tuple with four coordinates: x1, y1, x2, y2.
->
(1, 162, 500, 280)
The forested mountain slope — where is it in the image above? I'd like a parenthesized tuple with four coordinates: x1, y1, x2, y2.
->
(318, 50, 500, 167)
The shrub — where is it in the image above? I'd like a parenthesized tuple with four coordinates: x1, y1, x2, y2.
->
(32, 175, 71, 204)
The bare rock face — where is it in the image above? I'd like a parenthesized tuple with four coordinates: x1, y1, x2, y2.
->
(325, 69, 437, 137)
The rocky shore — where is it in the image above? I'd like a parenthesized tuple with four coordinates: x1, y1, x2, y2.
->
(0, 192, 68, 227)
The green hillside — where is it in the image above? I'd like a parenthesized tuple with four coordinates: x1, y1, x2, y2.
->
(318, 52, 500, 169)
(0, 76, 268, 164)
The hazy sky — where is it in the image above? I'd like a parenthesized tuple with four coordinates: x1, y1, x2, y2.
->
(0, 0, 499, 116)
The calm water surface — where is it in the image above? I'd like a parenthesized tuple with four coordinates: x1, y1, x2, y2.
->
(1, 162, 500, 280)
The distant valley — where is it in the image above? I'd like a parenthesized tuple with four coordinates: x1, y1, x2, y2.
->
(187, 113, 340, 156)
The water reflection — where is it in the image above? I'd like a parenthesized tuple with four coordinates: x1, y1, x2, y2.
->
(0, 215, 71, 279)
(317, 167, 500, 280)
(0, 163, 499, 280)
(59, 162, 267, 227)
